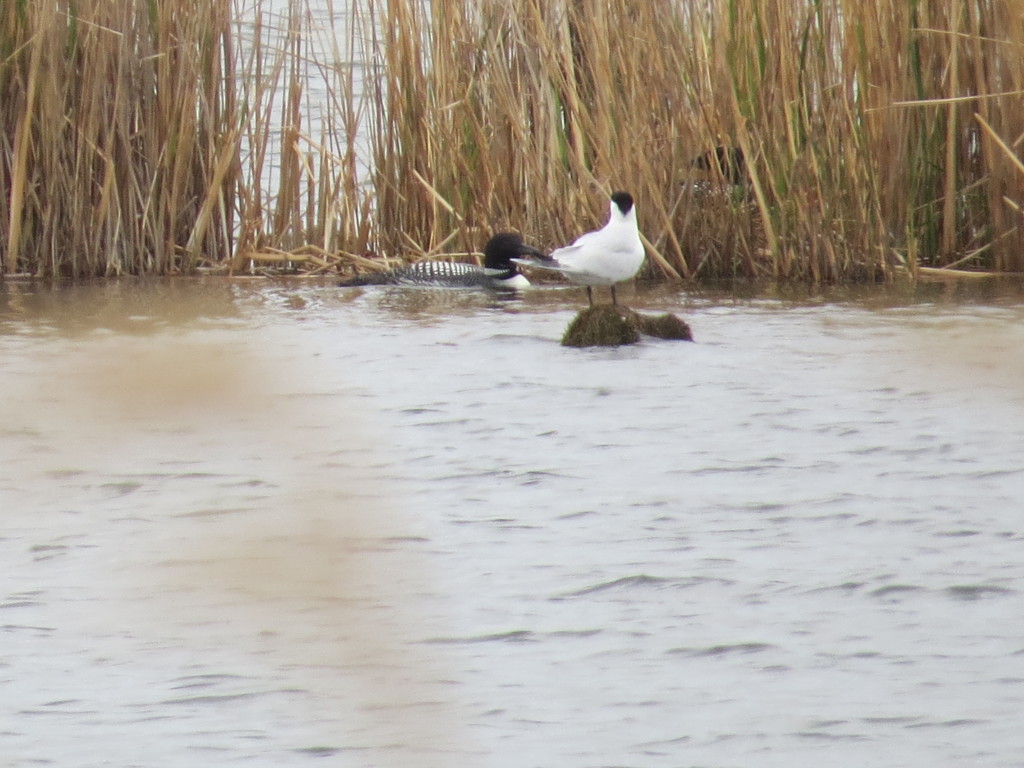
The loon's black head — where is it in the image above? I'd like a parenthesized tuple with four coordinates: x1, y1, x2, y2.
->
(610, 191, 635, 217)
(484, 232, 547, 274)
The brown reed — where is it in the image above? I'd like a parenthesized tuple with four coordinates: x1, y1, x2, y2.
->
(1, 1, 240, 277)
(2, 0, 1023, 281)
(363, 0, 1024, 280)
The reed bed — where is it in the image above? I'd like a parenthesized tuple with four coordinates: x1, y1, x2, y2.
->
(0, 0, 372, 278)
(2, 0, 1024, 280)
(365, 0, 1024, 280)
(1, 1, 238, 277)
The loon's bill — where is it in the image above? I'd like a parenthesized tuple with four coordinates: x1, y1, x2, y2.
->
(339, 232, 546, 291)
(513, 192, 645, 306)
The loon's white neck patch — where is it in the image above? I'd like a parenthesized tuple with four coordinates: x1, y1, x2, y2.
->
(493, 273, 530, 290)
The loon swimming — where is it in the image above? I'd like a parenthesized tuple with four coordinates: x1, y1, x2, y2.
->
(512, 191, 645, 306)
(338, 233, 546, 290)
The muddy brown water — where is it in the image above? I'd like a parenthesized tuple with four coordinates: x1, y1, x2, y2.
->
(3, 277, 1024, 767)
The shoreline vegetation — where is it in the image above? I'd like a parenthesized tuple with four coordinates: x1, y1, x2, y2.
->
(2, 0, 1023, 282)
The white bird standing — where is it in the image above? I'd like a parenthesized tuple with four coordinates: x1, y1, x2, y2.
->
(514, 191, 645, 306)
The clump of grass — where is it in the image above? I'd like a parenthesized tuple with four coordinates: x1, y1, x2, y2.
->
(561, 305, 693, 347)
(632, 311, 694, 342)
(562, 306, 642, 347)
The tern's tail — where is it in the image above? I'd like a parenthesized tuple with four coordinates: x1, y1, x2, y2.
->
(511, 255, 564, 273)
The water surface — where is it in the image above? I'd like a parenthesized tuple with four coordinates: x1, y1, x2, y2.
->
(2, 277, 1024, 767)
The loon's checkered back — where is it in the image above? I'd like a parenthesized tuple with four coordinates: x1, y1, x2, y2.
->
(338, 232, 545, 291)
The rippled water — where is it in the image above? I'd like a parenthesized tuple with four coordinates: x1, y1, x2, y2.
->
(3, 277, 1024, 767)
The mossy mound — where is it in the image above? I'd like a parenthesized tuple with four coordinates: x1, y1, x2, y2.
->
(632, 310, 693, 341)
(562, 305, 640, 347)
(561, 305, 694, 347)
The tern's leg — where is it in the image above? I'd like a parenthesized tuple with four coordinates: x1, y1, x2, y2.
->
(586, 286, 594, 307)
